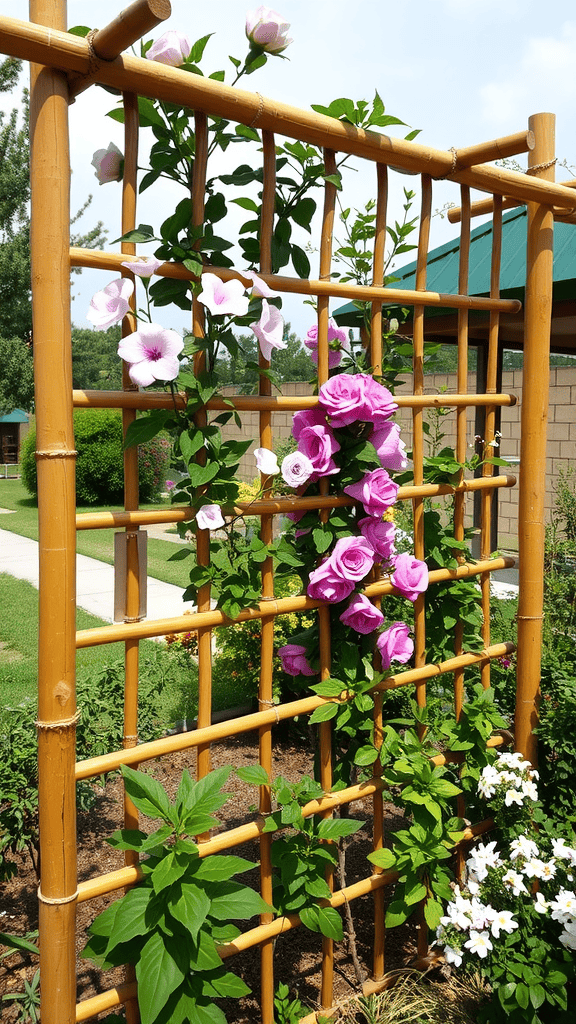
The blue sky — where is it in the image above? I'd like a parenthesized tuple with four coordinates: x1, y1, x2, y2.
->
(1, 0, 575, 335)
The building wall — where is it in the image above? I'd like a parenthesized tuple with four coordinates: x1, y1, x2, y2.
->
(219, 368, 576, 552)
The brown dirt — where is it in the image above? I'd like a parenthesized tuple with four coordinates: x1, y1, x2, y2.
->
(0, 731, 418, 1023)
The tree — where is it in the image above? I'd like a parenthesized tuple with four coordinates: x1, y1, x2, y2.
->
(0, 58, 107, 410)
(214, 322, 311, 390)
(71, 326, 123, 391)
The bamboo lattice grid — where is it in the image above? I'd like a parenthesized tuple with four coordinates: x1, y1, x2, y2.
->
(0, 1, 566, 1021)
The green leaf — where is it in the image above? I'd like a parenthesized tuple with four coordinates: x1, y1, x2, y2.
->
(188, 931, 223, 972)
(188, 461, 220, 488)
(423, 898, 443, 930)
(202, 970, 251, 999)
(291, 244, 311, 278)
(123, 412, 169, 450)
(316, 906, 343, 940)
(208, 882, 273, 920)
(317, 818, 363, 841)
(404, 879, 427, 906)
(516, 983, 530, 1010)
(111, 224, 157, 244)
(169, 883, 211, 939)
(105, 886, 152, 952)
(193, 856, 255, 881)
(120, 765, 174, 822)
(309, 702, 339, 724)
(152, 850, 189, 894)
(136, 931, 186, 1024)
(236, 765, 270, 786)
(310, 678, 345, 697)
(367, 848, 396, 870)
(68, 25, 91, 37)
(0, 932, 39, 956)
(385, 900, 410, 928)
(354, 744, 379, 767)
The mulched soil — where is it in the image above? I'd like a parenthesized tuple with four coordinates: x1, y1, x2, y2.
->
(0, 730, 418, 1023)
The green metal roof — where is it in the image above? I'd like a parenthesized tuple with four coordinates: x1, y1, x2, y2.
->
(334, 208, 576, 324)
(0, 409, 28, 423)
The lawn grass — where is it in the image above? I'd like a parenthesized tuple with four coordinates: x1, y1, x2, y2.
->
(0, 478, 192, 588)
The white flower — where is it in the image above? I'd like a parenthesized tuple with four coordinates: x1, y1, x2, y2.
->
(504, 788, 524, 807)
(521, 779, 539, 801)
(549, 890, 576, 924)
(552, 839, 576, 867)
(254, 447, 280, 476)
(443, 945, 463, 967)
(466, 841, 502, 883)
(490, 910, 518, 938)
(523, 857, 548, 880)
(510, 835, 540, 861)
(539, 859, 557, 881)
(464, 930, 493, 959)
(502, 869, 527, 896)
(196, 504, 225, 531)
(281, 451, 314, 488)
(534, 892, 549, 914)
(559, 921, 576, 950)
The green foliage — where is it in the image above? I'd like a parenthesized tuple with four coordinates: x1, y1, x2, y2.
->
(273, 982, 308, 1024)
(82, 765, 269, 1024)
(213, 324, 312, 389)
(71, 325, 123, 390)
(20, 410, 170, 504)
(0, 336, 34, 414)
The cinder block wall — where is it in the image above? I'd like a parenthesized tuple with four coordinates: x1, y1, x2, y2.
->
(218, 368, 576, 552)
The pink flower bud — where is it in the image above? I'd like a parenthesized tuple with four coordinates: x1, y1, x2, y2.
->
(87, 277, 134, 330)
(390, 553, 429, 602)
(146, 31, 192, 66)
(339, 594, 384, 634)
(91, 142, 124, 184)
(377, 622, 414, 669)
(245, 6, 292, 54)
(254, 447, 280, 475)
(278, 644, 316, 676)
(196, 504, 225, 531)
(120, 256, 163, 279)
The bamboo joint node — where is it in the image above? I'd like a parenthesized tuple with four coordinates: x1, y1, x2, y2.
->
(35, 449, 78, 460)
(124, 615, 145, 623)
(37, 886, 79, 906)
(35, 710, 81, 731)
(433, 147, 457, 180)
(259, 698, 280, 724)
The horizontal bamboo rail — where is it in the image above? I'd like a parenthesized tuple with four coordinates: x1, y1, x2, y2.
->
(1, 14, 574, 206)
(72, 388, 519, 411)
(70, 246, 523, 313)
(453, 130, 534, 169)
(74, 812, 495, 1023)
(75, 639, 514, 779)
(77, 731, 506, 903)
(76, 474, 517, 530)
(75, 556, 515, 650)
(448, 177, 576, 223)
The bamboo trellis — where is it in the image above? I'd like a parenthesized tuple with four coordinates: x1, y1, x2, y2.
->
(0, 1, 567, 1022)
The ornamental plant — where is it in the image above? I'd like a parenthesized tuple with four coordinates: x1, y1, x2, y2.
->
(434, 753, 576, 1024)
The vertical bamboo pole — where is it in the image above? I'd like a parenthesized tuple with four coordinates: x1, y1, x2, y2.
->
(120, 90, 141, 1024)
(453, 185, 470, 723)
(29, 3, 77, 1023)
(258, 128, 276, 1024)
(412, 175, 431, 961)
(371, 162, 387, 982)
(318, 149, 337, 1012)
(515, 114, 555, 766)
(480, 195, 503, 689)
(191, 112, 212, 782)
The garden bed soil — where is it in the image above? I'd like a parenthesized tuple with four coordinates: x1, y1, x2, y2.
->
(0, 731, 418, 1023)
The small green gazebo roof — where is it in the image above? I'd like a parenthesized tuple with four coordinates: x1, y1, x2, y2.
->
(0, 409, 28, 423)
(334, 208, 576, 347)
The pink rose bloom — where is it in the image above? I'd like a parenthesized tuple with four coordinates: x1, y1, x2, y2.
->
(146, 31, 192, 66)
(297, 424, 340, 482)
(339, 594, 384, 634)
(363, 376, 398, 426)
(377, 622, 414, 669)
(318, 373, 370, 427)
(307, 561, 355, 604)
(196, 504, 225, 531)
(391, 552, 429, 602)
(304, 318, 350, 369)
(250, 299, 286, 360)
(246, 6, 292, 54)
(198, 274, 249, 317)
(330, 536, 375, 583)
(120, 255, 163, 279)
(117, 322, 183, 386)
(91, 142, 123, 184)
(278, 644, 316, 676)
(87, 277, 134, 329)
(358, 517, 396, 562)
(344, 468, 399, 518)
(292, 407, 328, 440)
(370, 422, 408, 471)
(281, 451, 314, 488)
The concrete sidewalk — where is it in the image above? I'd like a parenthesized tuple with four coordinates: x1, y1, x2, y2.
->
(0, 525, 194, 624)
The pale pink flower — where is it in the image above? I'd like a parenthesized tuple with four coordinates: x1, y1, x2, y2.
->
(278, 644, 316, 676)
(254, 447, 280, 475)
(250, 299, 286, 360)
(370, 422, 409, 471)
(198, 274, 249, 317)
(241, 270, 280, 298)
(146, 31, 192, 66)
(281, 451, 314, 488)
(245, 6, 292, 54)
(91, 142, 123, 184)
(304, 319, 350, 369)
(117, 322, 183, 386)
(390, 553, 429, 602)
(358, 517, 396, 563)
(120, 255, 163, 278)
(196, 504, 225, 531)
(87, 277, 134, 329)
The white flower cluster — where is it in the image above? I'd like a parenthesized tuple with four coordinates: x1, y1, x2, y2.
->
(477, 751, 538, 806)
(436, 883, 519, 966)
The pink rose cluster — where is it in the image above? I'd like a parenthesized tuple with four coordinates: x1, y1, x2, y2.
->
(276, 371, 427, 677)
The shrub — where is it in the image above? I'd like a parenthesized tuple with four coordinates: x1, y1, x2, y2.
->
(20, 409, 170, 505)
